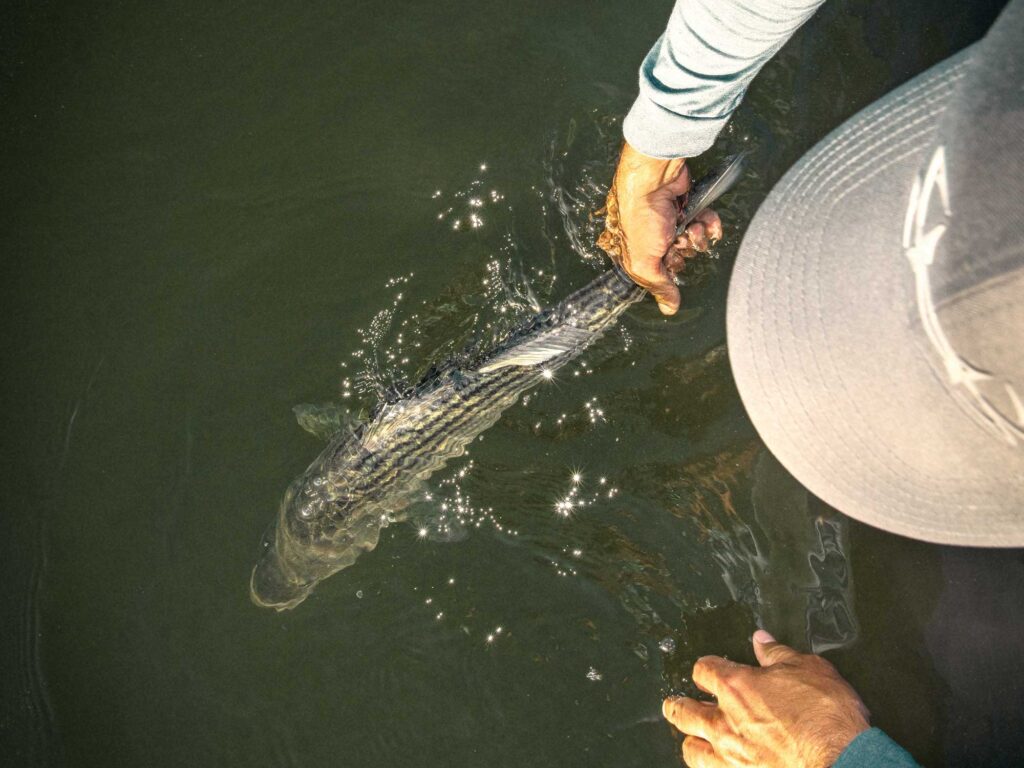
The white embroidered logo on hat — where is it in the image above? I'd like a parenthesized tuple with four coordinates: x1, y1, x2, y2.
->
(903, 146, 1024, 447)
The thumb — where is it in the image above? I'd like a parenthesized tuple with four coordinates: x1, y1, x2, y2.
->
(649, 277, 681, 316)
(752, 629, 801, 667)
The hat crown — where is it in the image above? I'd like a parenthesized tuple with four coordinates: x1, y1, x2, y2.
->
(912, 0, 1024, 449)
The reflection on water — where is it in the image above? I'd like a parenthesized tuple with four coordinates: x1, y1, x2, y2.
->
(5, 0, 1012, 764)
(747, 451, 858, 654)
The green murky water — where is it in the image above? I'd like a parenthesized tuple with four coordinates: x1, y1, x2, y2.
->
(2, 0, 1021, 766)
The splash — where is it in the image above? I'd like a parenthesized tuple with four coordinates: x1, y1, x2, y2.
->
(346, 271, 424, 401)
(541, 111, 624, 269)
(410, 457, 521, 543)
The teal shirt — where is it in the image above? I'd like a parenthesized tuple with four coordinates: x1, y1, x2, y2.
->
(834, 728, 922, 768)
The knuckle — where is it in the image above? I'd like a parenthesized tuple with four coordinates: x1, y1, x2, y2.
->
(715, 732, 743, 758)
(718, 670, 748, 694)
(693, 657, 716, 677)
(808, 654, 837, 674)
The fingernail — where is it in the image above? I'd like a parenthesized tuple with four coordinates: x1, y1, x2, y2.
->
(753, 629, 775, 644)
(662, 696, 681, 718)
(658, 303, 675, 316)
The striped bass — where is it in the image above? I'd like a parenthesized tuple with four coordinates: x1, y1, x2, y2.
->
(250, 154, 747, 610)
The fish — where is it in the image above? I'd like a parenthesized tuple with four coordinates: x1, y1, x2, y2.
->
(250, 153, 748, 610)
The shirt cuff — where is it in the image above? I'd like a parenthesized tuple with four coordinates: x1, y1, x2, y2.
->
(622, 92, 731, 159)
(833, 728, 921, 768)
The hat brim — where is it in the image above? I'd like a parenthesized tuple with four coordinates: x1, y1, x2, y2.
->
(727, 45, 1024, 546)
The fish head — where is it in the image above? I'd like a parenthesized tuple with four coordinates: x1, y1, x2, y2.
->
(250, 475, 383, 610)
(249, 479, 323, 610)
(249, 530, 314, 611)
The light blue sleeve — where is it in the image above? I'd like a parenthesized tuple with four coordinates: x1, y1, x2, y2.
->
(833, 728, 923, 768)
(623, 0, 827, 158)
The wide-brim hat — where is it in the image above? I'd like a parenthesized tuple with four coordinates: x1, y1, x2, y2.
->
(726, 1, 1024, 545)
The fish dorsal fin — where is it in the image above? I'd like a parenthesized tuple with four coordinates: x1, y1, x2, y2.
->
(477, 326, 595, 374)
(293, 403, 362, 441)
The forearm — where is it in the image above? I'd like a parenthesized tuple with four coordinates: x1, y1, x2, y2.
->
(624, 0, 826, 158)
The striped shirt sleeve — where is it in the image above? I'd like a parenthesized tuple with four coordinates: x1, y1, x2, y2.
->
(623, 0, 827, 158)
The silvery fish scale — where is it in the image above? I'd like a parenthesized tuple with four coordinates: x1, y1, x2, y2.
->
(250, 154, 746, 610)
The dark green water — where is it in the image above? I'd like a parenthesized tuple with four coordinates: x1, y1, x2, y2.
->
(3, 0, 1022, 766)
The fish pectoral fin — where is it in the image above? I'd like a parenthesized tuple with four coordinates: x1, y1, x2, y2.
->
(293, 402, 361, 441)
(476, 326, 595, 374)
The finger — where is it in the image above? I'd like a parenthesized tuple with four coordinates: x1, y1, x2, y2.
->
(752, 629, 802, 667)
(683, 221, 709, 252)
(665, 229, 703, 273)
(663, 696, 721, 742)
(671, 231, 695, 250)
(664, 247, 690, 274)
(692, 655, 741, 697)
(682, 735, 723, 768)
(692, 208, 723, 244)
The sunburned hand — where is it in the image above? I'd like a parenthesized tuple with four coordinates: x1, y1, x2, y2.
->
(597, 141, 722, 315)
(663, 630, 870, 768)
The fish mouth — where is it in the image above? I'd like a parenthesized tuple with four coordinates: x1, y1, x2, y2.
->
(249, 549, 314, 611)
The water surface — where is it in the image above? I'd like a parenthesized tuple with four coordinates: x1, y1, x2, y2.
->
(2, 0, 1021, 766)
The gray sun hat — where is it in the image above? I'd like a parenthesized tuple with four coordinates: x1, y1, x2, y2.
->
(726, 0, 1024, 546)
